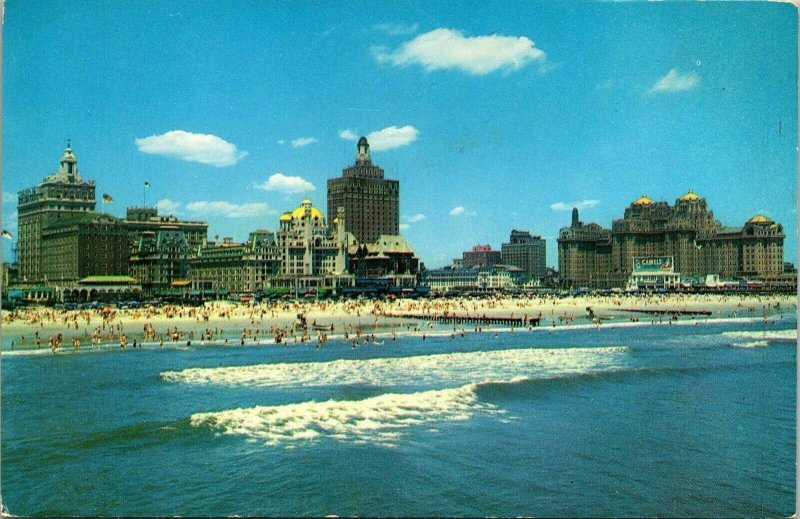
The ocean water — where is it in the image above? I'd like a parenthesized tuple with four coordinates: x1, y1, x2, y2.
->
(1, 315, 796, 517)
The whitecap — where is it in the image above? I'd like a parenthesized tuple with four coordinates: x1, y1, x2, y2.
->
(190, 383, 495, 447)
(162, 346, 630, 389)
(722, 329, 797, 341)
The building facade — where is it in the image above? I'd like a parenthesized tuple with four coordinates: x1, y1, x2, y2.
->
(461, 245, 502, 268)
(327, 137, 399, 243)
(17, 144, 96, 284)
(273, 200, 353, 290)
(190, 231, 282, 294)
(348, 234, 420, 287)
(501, 230, 547, 279)
(558, 192, 787, 288)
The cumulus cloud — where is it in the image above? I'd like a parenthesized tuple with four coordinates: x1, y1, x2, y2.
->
(366, 126, 419, 151)
(649, 68, 699, 94)
(156, 198, 181, 215)
(135, 130, 248, 167)
(399, 223, 411, 231)
(550, 199, 600, 211)
(372, 22, 419, 35)
(339, 129, 359, 141)
(185, 201, 272, 218)
(339, 126, 419, 150)
(404, 213, 426, 223)
(254, 173, 316, 194)
(449, 206, 466, 216)
(373, 28, 546, 75)
(3, 191, 17, 204)
(291, 137, 318, 148)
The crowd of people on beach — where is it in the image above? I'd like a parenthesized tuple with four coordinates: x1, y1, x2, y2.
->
(1, 293, 794, 353)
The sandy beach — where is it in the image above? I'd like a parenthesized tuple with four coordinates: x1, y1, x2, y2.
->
(1, 293, 796, 352)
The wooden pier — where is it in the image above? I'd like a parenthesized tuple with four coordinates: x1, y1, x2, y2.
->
(625, 308, 712, 316)
(384, 313, 540, 327)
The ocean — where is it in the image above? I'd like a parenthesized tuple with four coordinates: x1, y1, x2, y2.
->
(1, 315, 796, 516)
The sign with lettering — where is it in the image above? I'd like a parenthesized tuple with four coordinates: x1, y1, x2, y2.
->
(632, 256, 674, 273)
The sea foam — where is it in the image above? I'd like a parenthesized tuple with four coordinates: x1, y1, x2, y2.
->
(722, 329, 797, 341)
(162, 346, 630, 389)
(190, 383, 496, 447)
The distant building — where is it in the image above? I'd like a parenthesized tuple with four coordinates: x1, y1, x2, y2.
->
(273, 199, 353, 291)
(327, 137, 399, 243)
(558, 192, 788, 288)
(501, 230, 546, 279)
(190, 231, 282, 295)
(125, 207, 208, 293)
(422, 264, 526, 292)
(348, 234, 420, 287)
(17, 144, 96, 284)
(40, 212, 129, 284)
(462, 245, 502, 268)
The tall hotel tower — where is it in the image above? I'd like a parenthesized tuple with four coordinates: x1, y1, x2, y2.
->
(327, 137, 399, 244)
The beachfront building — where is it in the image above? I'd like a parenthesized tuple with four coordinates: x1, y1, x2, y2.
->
(348, 234, 420, 287)
(17, 143, 96, 285)
(558, 208, 614, 288)
(557, 192, 789, 288)
(272, 200, 354, 292)
(129, 229, 191, 296)
(461, 245, 502, 268)
(625, 256, 682, 291)
(327, 137, 399, 243)
(39, 212, 130, 284)
(190, 231, 282, 295)
(124, 207, 208, 255)
(422, 264, 526, 293)
(501, 230, 547, 279)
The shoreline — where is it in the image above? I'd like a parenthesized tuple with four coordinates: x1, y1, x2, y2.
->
(0, 304, 796, 357)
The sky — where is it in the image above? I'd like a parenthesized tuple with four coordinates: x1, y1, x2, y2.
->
(2, 1, 797, 269)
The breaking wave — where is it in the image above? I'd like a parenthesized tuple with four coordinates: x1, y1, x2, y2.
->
(162, 346, 630, 388)
(722, 329, 797, 341)
(190, 383, 498, 448)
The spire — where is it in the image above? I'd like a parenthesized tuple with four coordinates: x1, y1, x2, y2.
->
(58, 141, 79, 180)
(571, 207, 579, 227)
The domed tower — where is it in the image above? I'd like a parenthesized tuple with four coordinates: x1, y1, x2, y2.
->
(58, 142, 80, 181)
(356, 136, 371, 165)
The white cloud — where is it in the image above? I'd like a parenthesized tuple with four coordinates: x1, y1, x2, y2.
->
(291, 137, 318, 148)
(135, 130, 248, 167)
(277, 139, 286, 145)
(185, 201, 272, 218)
(399, 223, 411, 231)
(3, 192, 17, 204)
(156, 198, 181, 215)
(372, 22, 419, 36)
(404, 213, 426, 223)
(254, 173, 316, 194)
(339, 129, 359, 141)
(365, 126, 419, 151)
(373, 28, 546, 75)
(449, 206, 465, 216)
(550, 199, 600, 211)
(649, 68, 699, 94)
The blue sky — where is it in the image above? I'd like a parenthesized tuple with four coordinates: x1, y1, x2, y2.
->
(3, 1, 797, 269)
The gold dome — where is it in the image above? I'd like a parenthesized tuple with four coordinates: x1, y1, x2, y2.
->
(747, 214, 773, 224)
(290, 200, 324, 220)
(633, 194, 654, 206)
(679, 190, 700, 201)
(279, 212, 292, 222)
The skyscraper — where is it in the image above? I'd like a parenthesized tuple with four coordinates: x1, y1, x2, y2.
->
(327, 137, 399, 244)
(17, 144, 97, 284)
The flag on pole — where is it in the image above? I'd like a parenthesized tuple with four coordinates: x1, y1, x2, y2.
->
(2, 230, 12, 240)
(102, 194, 114, 203)
(144, 181, 151, 188)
